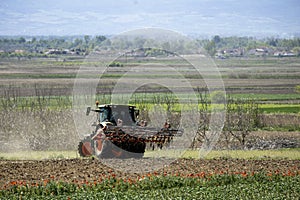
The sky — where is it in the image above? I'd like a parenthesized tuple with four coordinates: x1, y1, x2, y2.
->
(0, 0, 299, 37)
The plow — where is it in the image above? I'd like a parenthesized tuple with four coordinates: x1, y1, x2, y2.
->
(78, 102, 183, 158)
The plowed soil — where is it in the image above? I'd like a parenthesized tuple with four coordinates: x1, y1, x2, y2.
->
(1, 158, 299, 187)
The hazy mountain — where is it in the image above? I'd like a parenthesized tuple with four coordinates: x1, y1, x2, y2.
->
(0, 0, 299, 37)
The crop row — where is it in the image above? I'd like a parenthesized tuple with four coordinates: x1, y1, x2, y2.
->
(1, 93, 299, 114)
(1, 171, 299, 199)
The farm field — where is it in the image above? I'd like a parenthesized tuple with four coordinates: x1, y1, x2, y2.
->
(0, 158, 299, 199)
(0, 55, 300, 199)
(2, 0, 300, 197)
(1, 56, 300, 97)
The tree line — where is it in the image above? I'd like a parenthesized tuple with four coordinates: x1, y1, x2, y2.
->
(202, 35, 300, 56)
(1, 35, 300, 56)
(0, 35, 106, 55)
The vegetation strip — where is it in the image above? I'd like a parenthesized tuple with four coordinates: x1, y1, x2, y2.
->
(1, 172, 299, 199)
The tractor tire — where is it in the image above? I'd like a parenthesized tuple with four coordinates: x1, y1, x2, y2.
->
(78, 136, 93, 157)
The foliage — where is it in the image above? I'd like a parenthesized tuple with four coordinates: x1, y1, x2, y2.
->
(260, 104, 300, 114)
(1, 172, 299, 199)
(144, 48, 171, 57)
(0, 35, 107, 56)
(210, 90, 226, 104)
(108, 61, 123, 67)
(228, 93, 300, 102)
(295, 85, 300, 94)
(1, 35, 300, 57)
(203, 40, 216, 56)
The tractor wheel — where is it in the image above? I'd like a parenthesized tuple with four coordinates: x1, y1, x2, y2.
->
(78, 136, 93, 157)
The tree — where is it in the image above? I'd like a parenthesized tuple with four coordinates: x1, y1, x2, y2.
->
(213, 35, 221, 44)
(204, 40, 216, 56)
(268, 38, 278, 47)
(101, 39, 111, 48)
(31, 37, 37, 43)
(73, 38, 83, 48)
(95, 35, 106, 44)
(193, 91, 210, 149)
(223, 99, 259, 148)
(84, 35, 90, 44)
(18, 37, 26, 43)
(292, 47, 300, 56)
(133, 37, 146, 49)
(161, 42, 171, 51)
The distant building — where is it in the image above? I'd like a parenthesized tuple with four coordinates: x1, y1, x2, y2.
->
(45, 49, 69, 55)
(216, 48, 244, 57)
(274, 51, 296, 57)
(14, 49, 25, 53)
(255, 48, 268, 56)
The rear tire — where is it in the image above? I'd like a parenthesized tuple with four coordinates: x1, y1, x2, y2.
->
(78, 136, 93, 157)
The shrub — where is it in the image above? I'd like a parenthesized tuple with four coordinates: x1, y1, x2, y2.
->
(295, 85, 300, 93)
(108, 61, 123, 67)
(210, 90, 226, 104)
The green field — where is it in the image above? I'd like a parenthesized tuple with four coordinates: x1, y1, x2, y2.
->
(229, 93, 300, 102)
(180, 149, 300, 160)
(1, 172, 299, 199)
(1, 92, 299, 114)
(259, 104, 300, 114)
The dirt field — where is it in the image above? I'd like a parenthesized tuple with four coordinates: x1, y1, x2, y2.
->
(1, 56, 299, 191)
(1, 57, 300, 97)
(1, 158, 299, 188)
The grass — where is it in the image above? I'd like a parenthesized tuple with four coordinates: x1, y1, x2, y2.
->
(259, 104, 300, 114)
(181, 148, 300, 160)
(229, 93, 300, 102)
(0, 151, 77, 160)
(1, 149, 299, 160)
(1, 90, 299, 113)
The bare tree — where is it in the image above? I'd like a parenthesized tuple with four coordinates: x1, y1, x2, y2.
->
(223, 98, 259, 148)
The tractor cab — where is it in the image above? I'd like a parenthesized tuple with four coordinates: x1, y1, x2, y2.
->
(86, 103, 139, 126)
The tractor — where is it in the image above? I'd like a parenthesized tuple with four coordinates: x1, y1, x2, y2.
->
(78, 102, 182, 159)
